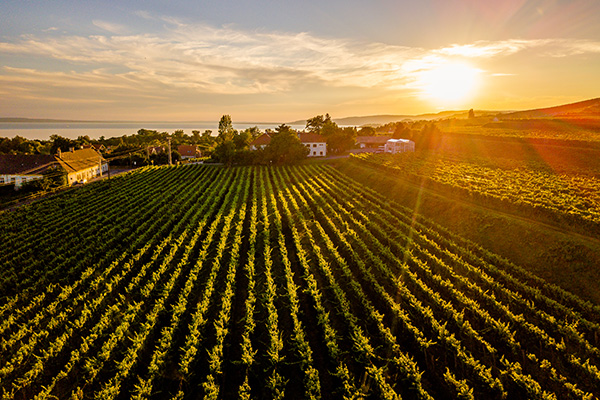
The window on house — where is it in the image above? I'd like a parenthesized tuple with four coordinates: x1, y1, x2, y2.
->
(313, 144, 317, 147)
(320, 151, 323, 156)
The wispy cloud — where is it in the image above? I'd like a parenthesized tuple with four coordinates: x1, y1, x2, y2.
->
(92, 20, 129, 35)
(437, 38, 600, 58)
(0, 23, 423, 94)
(1, 20, 600, 114)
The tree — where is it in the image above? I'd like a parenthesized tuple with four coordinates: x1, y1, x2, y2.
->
(212, 140, 237, 165)
(274, 124, 295, 136)
(265, 131, 309, 164)
(192, 130, 201, 143)
(468, 109, 475, 119)
(243, 126, 261, 140)
(172, 129, 185, 145)
(327, 126, 357, 155)
(305, 113, 331, 133)
(358, 126, 376, 136)
(233, 130, 253, 150)
(50, 135, 77, 155)
(218, 115, 236, 143)
(320, 118, 338, 136)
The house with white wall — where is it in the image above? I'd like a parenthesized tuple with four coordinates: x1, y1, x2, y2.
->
(56, 148, 108, 185)
(0, 154, 57, 188)
(384, 139, 415, 154)
(249, 132, 327, 157)
(177, 144, 200, 159)
(299, 133, 327, 157)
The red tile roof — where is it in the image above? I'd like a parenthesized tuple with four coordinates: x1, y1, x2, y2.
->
(355, 135, 392, 144)
(177, 144, 199, 157)
(250, 133, 271, 146)
(298, 132, 326, 143)
(0, 154, 56, 175)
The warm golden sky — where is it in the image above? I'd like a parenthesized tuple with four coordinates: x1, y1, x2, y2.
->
(1, 0, 599, 122)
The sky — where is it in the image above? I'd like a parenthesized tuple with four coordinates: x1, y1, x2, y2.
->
(1, 0, 600, 122)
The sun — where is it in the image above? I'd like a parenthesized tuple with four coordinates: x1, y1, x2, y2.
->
(417, 62, 481, 106)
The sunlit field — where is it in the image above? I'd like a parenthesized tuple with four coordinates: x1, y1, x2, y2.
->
(352, 151, 600, 226)
(1, 164, 599, 399)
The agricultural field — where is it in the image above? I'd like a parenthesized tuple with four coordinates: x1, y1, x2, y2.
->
(1, 164, 600, 399)
(351, 152, 600, 231)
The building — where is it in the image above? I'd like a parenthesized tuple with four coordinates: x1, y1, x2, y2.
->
(248, 132, 328, 157)
(299, 132, 327, 157)
(177, 144, 200, 159)
(249, 133, 272, 150)
(56, 148, 108, 185)
(0, 154, 57, 188)
(148, 146, 165, 155)
(82, 143, 107, 152)
(355, 135, 392, 149)
(384, 139, 415, 154)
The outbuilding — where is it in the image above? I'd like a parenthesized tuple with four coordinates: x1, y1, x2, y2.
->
(384, 139, 415, 153)
(0, 154, 57, 188)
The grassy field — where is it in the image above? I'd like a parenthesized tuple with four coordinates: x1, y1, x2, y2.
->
(1, 163, 600, 399)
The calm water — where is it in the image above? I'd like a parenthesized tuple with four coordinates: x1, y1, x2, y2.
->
(0, 122, 306, 140)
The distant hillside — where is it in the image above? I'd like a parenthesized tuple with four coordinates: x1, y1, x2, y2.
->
(287, 98, 600, 128)
(333, 111, 465, 126)
(500, 98, 600, 119)
(289, 110, 501, 127)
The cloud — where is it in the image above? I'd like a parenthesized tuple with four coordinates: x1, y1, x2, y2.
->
(1, 22, 600, 111)
(0, 24, 422, 94)
(437, 38, 600, 58)
(134, 10, 154, 20)
(92, 20, 129, 35)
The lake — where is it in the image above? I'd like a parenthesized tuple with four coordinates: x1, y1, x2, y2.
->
(0, 122, 307, 140)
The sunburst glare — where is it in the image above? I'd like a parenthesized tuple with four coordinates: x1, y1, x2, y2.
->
(416, 61, 481, 106)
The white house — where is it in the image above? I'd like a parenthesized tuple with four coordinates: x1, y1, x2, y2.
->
(56, 148, 109, 185)
(384, 139, 415, 154)
(299, 133, 327, 157)
(0, 154, 57, 189)
(177, 144, 200, 159)
(249, 132, 327, 157)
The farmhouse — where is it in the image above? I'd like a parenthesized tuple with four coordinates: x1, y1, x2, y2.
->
(249, 132, 328, 157)
(0, 154, 57, 188)
(299, 132, 327, 157)
(249, 133, 271, 150)
(384, 138, 415, 154)
(56, 148, 108, 185)
(177, 144, 200, 159)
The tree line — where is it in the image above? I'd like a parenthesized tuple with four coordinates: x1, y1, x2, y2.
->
(1, 114, 442, 165)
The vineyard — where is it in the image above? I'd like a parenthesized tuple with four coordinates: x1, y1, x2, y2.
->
(1, 164, 600, 399)
(351, 152, 600, 229)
